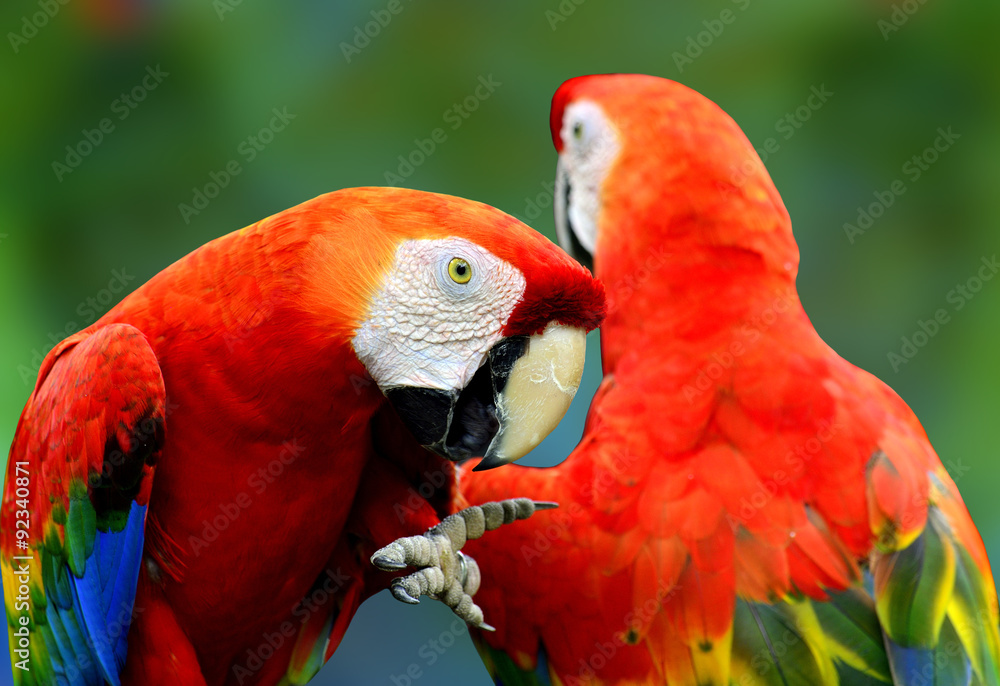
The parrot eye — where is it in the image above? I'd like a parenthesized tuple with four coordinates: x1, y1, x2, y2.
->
(572, 122, 583, 140)
(448, 257, 472, 284)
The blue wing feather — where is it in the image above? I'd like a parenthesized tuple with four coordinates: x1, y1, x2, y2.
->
(70, 502, 147, 686)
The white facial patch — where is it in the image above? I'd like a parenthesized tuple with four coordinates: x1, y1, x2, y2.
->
(352, 237, 527, 393)
(555, 100, 621, 255)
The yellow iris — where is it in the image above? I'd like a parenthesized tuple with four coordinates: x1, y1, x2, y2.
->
(448, 257, 472, 284)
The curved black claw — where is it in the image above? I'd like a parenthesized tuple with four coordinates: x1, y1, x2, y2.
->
(371, 554, 407, 571)
(390, 581, 420, 605)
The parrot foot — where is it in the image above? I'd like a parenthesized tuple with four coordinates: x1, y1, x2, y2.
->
(371, 498, 557, 631)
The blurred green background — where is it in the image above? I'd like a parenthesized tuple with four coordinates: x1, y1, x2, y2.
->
(2, 0, 999, 684)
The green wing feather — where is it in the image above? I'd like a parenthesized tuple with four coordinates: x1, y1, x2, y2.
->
(874, 506, 1000, 685)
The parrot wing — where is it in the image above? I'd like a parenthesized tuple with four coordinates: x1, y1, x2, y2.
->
(731, 480, 1000, 686)
(867, 443, 1000, 685)
(2, 323, 165, 686)
(722, 337, 1000, 685)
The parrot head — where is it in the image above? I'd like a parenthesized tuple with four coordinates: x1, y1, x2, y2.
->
(305, 188, 605, 470)
(549, 73, 798, 278)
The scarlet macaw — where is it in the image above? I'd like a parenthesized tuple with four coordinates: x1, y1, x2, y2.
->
(1, 187, 605, 686)
(460, 75, 1000, 685)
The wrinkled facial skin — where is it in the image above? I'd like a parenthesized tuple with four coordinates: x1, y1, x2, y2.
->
(352, 237, 526, 394)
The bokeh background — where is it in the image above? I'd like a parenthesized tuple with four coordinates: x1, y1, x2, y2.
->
(2, 0, 999, 684)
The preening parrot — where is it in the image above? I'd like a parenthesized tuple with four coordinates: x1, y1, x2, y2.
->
(459, 74, 1000, 685)
(1, 187, 606, 686)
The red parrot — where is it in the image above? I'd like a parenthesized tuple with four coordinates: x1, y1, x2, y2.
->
(1, 187, 605, 686)
(460, 74, 1000, 685)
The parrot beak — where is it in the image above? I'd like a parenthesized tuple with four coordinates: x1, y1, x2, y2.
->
(554, 158, 594, 271)
(385, 322, 587, 469)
